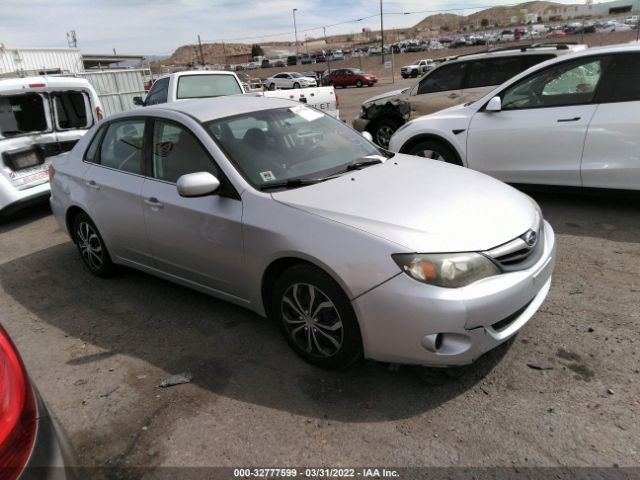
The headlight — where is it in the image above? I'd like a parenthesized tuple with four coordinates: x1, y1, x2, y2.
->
(392, 252, 500, 288)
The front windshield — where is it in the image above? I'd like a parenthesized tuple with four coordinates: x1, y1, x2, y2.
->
(290, 72, 304, 78)
(205, 106, 383, 188)
(351, 69, 364, 74)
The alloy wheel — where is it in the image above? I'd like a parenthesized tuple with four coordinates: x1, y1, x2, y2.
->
(76, 221, 104, 271)
(375, 125, 395, 149)
(281, 283, 343, 358)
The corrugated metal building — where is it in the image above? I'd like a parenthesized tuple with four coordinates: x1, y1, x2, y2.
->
(0, 47, 84, 77)
(77, 69, 148, 117)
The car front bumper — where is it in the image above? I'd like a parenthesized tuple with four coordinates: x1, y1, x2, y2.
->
(352, 117, 370, 132)
(352, 221, 556, 366)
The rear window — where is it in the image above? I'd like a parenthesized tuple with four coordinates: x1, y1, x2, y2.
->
(177, 75, 243, 99)
(53, 91, 90, 129)
(0, 94, 47, 137)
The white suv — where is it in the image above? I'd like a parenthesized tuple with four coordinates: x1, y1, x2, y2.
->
(389, 44, 640, 191)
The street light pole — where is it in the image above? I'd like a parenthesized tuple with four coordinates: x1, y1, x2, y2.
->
(380, 0, 385, 64)
(293, 8, 299, 59)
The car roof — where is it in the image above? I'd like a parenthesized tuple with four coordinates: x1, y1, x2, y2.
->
(0, 75, 93, 91)
(447, 43, 588, 63)
(158, 70, 237, 80)
(134, 95, 302, 123)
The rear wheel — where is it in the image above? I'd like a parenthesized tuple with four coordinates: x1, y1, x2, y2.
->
(356, 79, 363, 88)
(272, 264, 362, 369)
(369, 117, 402, 149)
(408, 139, 460, 165)
(72, 212, 114, 277)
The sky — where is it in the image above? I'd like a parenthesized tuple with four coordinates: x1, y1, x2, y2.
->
(1, 0, 584, 56)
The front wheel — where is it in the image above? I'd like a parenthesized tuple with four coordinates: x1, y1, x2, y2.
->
(407, 140, 460, 165)
(272, 265, 362, 369)
(269, 83, 276, 90)
(293, 82, 300, 89)
(73, 212, 115, 277)
(369, 117, 402, 149)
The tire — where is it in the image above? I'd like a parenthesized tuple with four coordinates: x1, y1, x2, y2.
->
(411, 71, 418, 78)
(72, 212, 115, 277)
(272, 264, 363, 369)
(356, 79, 363, 88)
(329, 81, 336, 88)
(293, 82, 300, 89)
(269, 83, 276, 91)
(369, 117, 402, 149)
(407, 139, 460, 165)
(401, 75, 408, 79)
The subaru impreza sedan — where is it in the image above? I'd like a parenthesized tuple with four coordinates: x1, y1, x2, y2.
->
(49, 96, 555, 369)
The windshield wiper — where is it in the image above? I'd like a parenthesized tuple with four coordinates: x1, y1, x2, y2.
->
(259, 177, 323, 191)
(342, 154, 387, 172)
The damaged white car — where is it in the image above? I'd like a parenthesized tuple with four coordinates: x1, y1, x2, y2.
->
(0, 76, 102, 216)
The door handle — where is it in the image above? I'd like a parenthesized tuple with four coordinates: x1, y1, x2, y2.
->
(447, 93, 459, 99)
(144, 197, 164, 209)
(85, 180, 100, 190)
(557, 117, 581, 122)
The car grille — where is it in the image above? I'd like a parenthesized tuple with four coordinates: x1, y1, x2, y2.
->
(483, 222, 545, 272)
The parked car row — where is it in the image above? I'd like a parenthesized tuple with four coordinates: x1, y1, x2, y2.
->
(353, 43, 587, 148)
(387, 43, 640, 192)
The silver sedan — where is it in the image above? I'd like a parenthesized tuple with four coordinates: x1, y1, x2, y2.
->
(49, 96, 555, 369)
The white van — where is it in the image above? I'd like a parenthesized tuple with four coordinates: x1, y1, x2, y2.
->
(0, 76, 102, 216)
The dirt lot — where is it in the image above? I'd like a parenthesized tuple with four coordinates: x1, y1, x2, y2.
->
(1, 52, 640, 478)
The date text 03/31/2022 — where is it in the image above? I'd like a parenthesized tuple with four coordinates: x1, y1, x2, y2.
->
(233, 468, 400, 478)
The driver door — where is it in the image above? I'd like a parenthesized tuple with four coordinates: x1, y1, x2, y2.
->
(141, 118, 247, 299)
(408, 62, 466, 119)
(466, 55, 610, 186)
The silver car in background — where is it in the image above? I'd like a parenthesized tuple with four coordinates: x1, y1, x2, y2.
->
(50, 96, 555, 369)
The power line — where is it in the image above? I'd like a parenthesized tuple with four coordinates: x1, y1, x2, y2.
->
(199, 2, 533, 45)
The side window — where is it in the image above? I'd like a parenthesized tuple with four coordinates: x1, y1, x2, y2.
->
(502, 57, 606, 110)
(146, 78, 169, 105)
(416, 63, 466, 95)
(608, 54, 640, 102)
(151, 120, 218, 183)
(466, 57, 528, 89)
(84, 127, 104, 163)
(98, 120, 145, 174)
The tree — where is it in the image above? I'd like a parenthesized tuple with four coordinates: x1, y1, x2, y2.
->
(481, 18, 489, 28)
(251, 44, 264, 58)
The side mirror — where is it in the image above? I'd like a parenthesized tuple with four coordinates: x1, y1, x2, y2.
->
(361, 131, 374, 142)
(177, 172, 220, 197)
(486, 96, 502, 112)
(133, 96, 145, 106)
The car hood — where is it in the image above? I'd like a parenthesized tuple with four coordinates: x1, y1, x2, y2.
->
(364, 88, 408, 105)
(272, 154, 538, 253)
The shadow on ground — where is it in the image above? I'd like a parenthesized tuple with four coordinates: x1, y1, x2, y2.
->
(1, 242, 510, 423)
(526, 190, 640, 243)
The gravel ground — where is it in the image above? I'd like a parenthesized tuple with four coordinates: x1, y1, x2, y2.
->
(1, 76, 639, 479)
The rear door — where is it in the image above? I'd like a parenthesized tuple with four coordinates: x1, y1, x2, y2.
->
(466, 55, 611, 186)
(408, 62, 466, 118)
(581, 53, 640, 190)
(140, 118, 247, 298)
(82, 118, 151, 265)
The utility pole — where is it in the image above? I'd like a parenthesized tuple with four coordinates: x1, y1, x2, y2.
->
(222, 41, 227, 67)
(197, 35, 205, 66)
(293, 9, 300, 59)
(380, 0, 385, 64)
(323, 26, 331, 74)
(66, 30, 77, 48)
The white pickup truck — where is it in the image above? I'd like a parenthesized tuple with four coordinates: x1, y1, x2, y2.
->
(400, 59, 435, 78)
(134, 70, 339, 119)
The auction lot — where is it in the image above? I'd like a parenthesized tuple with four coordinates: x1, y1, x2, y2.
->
(1, 82, 639, 478)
